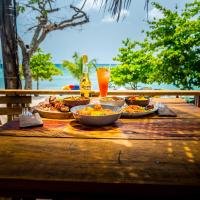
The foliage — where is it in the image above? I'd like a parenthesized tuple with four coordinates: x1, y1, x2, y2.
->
(17, 0, 89, 89)
(145, 1, 200, 89)
(30, 49, 63, 89)
(111, 39, 156, 89)
(16, 0, 147, 89)
(112, 0, 200, 89)
(62, 53, 96, 80)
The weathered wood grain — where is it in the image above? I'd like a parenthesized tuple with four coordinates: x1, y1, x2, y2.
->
(0, 107, 22, 115)
(0, 96, 31, 104)
(195, 95, 200, 107)
(151, 98, 187, 104)
(0, 97, 200, 197)
(160, 103, 200, 118)
(0, 118, 200, 140)
(0, 101, 200, 139)
(0, 137, 199, 188)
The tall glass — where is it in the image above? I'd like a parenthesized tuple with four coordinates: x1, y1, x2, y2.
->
(96, 67, 110, 97)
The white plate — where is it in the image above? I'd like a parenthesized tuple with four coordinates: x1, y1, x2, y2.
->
(121, 105, 158, 118)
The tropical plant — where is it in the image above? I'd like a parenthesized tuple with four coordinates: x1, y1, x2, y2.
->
(29, 49, 63, 90)
(17, 0, 89, 89)
(81, 0, 133, 21)
(1, 0, 150, 89)
(112, 1, 200, 90)
(145, 1, 200, 89)
(62, 52, 96, 80)
(111, 39, 156, 89)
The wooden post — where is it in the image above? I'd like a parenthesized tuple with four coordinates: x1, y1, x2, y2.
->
(195, 96, 200, 107)
(0, 0, 22, 121)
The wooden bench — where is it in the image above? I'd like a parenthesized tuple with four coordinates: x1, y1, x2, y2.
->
(0, 95, 32, 123)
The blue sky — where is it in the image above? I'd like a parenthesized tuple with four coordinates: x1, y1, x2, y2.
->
(17, 0, 192, 64)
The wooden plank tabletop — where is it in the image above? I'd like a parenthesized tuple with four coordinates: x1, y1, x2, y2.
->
(1, 117, 200, 140)
(0, 98, 200, 198)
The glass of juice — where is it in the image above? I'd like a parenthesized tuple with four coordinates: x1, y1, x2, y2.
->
(96, 67, 110, 97)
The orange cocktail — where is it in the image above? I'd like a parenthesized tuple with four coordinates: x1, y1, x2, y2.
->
(97, 67, 110, 97)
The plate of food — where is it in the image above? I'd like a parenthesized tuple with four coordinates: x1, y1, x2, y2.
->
(100, 96, 125, 107)
(63, 96, 90, 108)
(121, 104, 158, 118)
(125, 96, 150, 107)
(34, 96, 73, 119)
(71, 104, 122, 126)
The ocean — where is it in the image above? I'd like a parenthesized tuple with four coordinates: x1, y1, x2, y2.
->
(0, 64, 198, 90)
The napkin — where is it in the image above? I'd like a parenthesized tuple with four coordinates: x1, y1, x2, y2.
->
(19, 113, 43, 128)
(157, 104, 177, 117)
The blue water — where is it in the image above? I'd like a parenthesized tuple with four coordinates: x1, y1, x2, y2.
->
(0, 63, 4, 88)
(0, 64, 199, 90)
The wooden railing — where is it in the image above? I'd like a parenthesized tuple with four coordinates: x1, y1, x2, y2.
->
(0, 89, 200, 96)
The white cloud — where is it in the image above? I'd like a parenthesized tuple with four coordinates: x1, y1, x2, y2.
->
(77, 0, 104, 11)
(149, 8, 164, 20)
(101, 15, 115, 23)
(102, 9, 130, 23)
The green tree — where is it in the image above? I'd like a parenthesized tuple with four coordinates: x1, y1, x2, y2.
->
(62, 52, 96, 80)
(111, 39, 156, 89)
(112, 1, 200, 90)
(146, 1, 200, 89)
(30, 49, 63, 90)
(16, 0, 149, 89)
(17, 0, 89, 89)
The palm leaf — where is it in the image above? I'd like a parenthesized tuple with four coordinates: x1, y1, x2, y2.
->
(62, 60, 82, 80)
(83, 0, 149, 21)
(62, 53, 96, 81)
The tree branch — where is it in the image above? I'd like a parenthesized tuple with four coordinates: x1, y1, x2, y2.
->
(22, 2, 89, 58)
(29, 23, 43, 56)
(27, 30, 46, 58)
(37, 30, 48, 47)
(24, 4, 42, 14)
(46, 8, 60, 13)
(17, 34, 27, 54)
(50, 5, 89, 31)
(29, 1, 49, 56)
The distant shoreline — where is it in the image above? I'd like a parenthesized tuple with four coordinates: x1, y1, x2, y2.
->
(0, 64, 200, 91)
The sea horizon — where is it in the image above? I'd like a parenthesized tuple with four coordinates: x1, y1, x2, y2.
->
(0, 63, 199, 90)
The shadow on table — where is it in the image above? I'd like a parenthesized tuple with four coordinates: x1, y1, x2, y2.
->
(69, 120, 120, 132)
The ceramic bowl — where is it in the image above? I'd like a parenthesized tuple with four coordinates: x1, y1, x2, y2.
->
(125, 96, 150, 107)
(63, 97, 90, 108)
(99, 96, 125, 107)
(70, 104, 121, 126)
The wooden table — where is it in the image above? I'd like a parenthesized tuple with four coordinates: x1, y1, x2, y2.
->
(0, 98, 200, 198)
